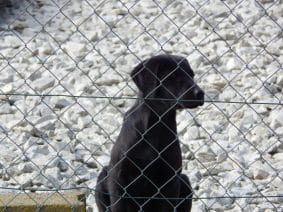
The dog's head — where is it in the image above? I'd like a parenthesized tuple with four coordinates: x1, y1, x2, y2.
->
(131, 55, 204, 109)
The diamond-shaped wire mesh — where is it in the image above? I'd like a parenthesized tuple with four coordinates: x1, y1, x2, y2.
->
(0, 0, 282, 211)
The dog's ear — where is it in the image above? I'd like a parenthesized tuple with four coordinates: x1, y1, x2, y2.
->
(131, 59, 160, 97)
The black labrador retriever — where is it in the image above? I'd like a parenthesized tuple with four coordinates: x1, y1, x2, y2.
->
(95, 55, 204, 212)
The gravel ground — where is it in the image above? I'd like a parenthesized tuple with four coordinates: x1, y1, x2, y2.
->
(0, 0, 282, 211)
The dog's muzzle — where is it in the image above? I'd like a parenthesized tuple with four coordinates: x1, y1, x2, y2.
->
(193, 88, 205, 106)
(177, 86, 204, 109)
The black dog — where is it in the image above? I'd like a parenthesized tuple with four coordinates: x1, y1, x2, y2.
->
(95, 55, 204, 212)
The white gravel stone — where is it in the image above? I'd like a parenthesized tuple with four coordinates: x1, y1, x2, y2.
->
(33, 77, 55, 92)
(17, 162, 35, 173)
(62, 41, 86, 60)
(14, 173, 33, 189)
(195, 146, 216, 163)
(57, 159, 69, 172)
(0, 70, 13, 84)
(0, 102, 13, 114)
(184, 126, 200, 140)
(219, 88, 237, 101)
(226, 58, 239, 70)
(96, 155, 110, 167)
(44, 167, 62, 187)
(35, 115, 57, 131)
(4, 35, 22, 48)
(27, 150, 56, 168)
(38, 42, 53, 56)
(250, 168, 270, 180)
(0, 83, 13, 93)
(53, 98, 72, 109)
(206, 74, 227, 91)
(275, 127, 283, 137)
(273, 152, 283, 161)
(269, 110, 283, 129)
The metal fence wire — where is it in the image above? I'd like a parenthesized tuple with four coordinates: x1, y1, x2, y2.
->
(0, 0, 283, 211)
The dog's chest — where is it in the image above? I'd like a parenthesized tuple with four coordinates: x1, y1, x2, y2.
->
(121, 139, 182, 183)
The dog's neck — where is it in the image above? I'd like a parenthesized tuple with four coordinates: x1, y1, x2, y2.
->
(146, 102, 176, 120)
(140, 98, 177, 131)
(125, 97, 179, 153)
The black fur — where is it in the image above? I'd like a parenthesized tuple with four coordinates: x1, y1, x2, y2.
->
(95, 55, 204, 212)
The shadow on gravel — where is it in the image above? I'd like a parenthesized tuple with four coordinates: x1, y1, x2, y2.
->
(0, 0, 42, 26)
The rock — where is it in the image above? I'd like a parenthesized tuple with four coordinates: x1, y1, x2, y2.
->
(73, 162, 89, 177)
(77, 116, 92, 129)
(251, 168, 270, 180)
(239, 112, 257, 132)
(75, 173, 89, 185)
(201, 120, 220, 134)
(264, 81, 281, 95)
(269, 110, 283, 129)
(35, 115, 57, 131)
(0, 102, 13, 114)
(44, 167, 62, 187)
(211, 191, 234, 209)
(264, 137, 283, 155)
(62, 41, 86, 60)
(95, 74, 122, 86)
(0, 69, 13, 84)
(14, 173, 33, 189)
(27, 150, 56, 168)
(273, 152, 283, 161)
(38, 42, 53, 56)
(17, 162, 35, 173)
(213, 4, 229, 18)
(53, 128, 72, 141)
(54, 98, 71, 109)
(188, 170, 202, 184)
(33, 77, 55, 92)
(57, 159, 69, 172)
(0, 83, 13, 93)
(275, 127, 283, 137)
(32, 172, 46, 186)
(247, 159, 274, 179)
(85, 158, 97, 169)
(230, 183, 258, 198)
(204, 88, 220, 100)
(184, 126, 200, 140)
(96, 155, 110, 167)
(226, 58, 239, 70)
(4, 35, 22, 48)
(206, 74, 227, 91)
(219, 88, 237, 101)
(195, 146, 216, 162)
(74, 149, 86, 163)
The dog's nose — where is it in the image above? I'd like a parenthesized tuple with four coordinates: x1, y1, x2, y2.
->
(194, 88, 204, 100)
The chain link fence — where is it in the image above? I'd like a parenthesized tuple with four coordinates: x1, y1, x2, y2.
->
(0, 0, 282, 211)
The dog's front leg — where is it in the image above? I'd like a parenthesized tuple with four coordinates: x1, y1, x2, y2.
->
(95, 167, 111, 212)
(177, 174, 193, 212)
(109, 196, 129, 212)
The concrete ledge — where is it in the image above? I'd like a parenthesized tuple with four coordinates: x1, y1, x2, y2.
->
(0, 192, 86, 212)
